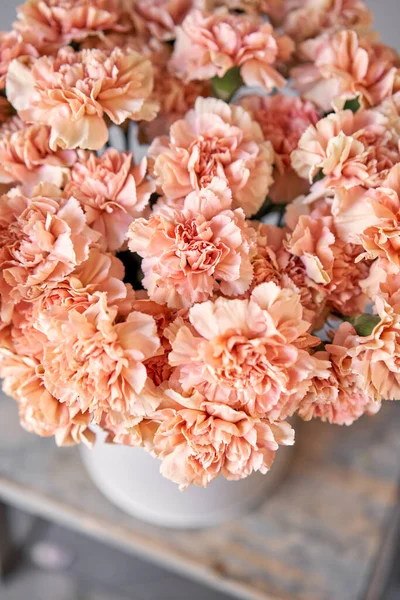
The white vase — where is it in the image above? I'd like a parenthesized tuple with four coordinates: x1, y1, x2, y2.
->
(80, 429, 293, 529)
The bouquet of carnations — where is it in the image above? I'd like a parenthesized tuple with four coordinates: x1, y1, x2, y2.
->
(0, 0, 399, 489)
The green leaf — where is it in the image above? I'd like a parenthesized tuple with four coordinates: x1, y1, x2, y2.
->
(312, 169, 325, 184)
(350, 314, 381, 337)
(211, 67, 243, 102)
(343, 96, 361, 113)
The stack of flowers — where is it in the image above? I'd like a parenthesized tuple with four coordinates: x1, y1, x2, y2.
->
(0, 0, 399, 490)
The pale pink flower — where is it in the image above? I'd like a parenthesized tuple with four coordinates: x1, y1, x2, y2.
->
(0, 30, 39, 90)
(291, 30, 399, 111)
(0, 335, 94, 446)
(167, 282, 330, 418)
(126, 0, 195, 41)
(332, 172, 400, 269)
(149, 97, 274, 217)
(128, 178, 253, 308)
(15, 0, 130, 46)
(6, 46, 159, 151)
(285, 214, 336, 285)
(291, 109, 400, 190)
(170, 9, 293, 93)
(0, 119, 77, 192)
(38, 292, 161, 421)
(346, 299, 400, 401)
(326, 239, 370, 315)
(64, 149, 154, 251)
(152, 388, 294, 488)
(283, 0, 372, 43)
(239, 94, 320, 203)
(0, 183, 97, 322)
(360, 258, 400, 301)
(298, 331, 380, 424)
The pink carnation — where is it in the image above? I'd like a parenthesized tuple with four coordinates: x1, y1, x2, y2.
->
(344, 301, 400, 401)
(38, 292, 161, 421)
(15, 0, 130, 46)
(291, 109, 400, 190)
(149, 97, 274, 217)
(0, 183, 97, 322)
(291, 30, 399, 111)
(152, 388, 294, 489)
(239, 94, 320, 203)
(167, 282, 330, 418)
(332, 172, 400, 269)
(283, 0, 372, 43)
(127, 0, 195, 41)
(0, 30, 39, 90)
(0, 119, 77, 192)
(298, 327, 380, 424)
(64, 149, 154, 251)
(6, 46, 159, 151)
(169, 9, 293, 93)
(127, 178, 253, 308)
(0, 330, 94, 447)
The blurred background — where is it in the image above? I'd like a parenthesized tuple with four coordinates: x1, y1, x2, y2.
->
(0, 1, 400, 599)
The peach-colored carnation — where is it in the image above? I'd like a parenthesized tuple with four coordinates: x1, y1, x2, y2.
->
(149, 97, 274, 217)
(285, 214, 336, 285)
(38, 292, 161, 421)
(64, 149, 154, 251)
(283, 0, 372, 43)
(345, 299, 400, 401)
(239, 94, 320, 203)
(167, 282, 331, 418)
(0, 183, 97, 321)
(291, 30, 399, 111)
(0, 119, 77, 192)
(126, 0, 195, 41)
(332, 173, 400, 269)
(170, 9, 293, 93)
(291, 109, 400, 190)
(0, 334, 94, 446)
(6, 46, 159, 151)
(0, 30, 39, 90)
(128, 178, 253, 307)
(152, 388, 294, 489)
(15, 0, 130, 46)
(298, 327, 380, 424)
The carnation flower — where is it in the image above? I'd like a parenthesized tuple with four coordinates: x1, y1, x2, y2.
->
(291, 30, 399, 111)
(0, 30, 39, 90)
(291, 109, 400, 190)
(64, 149, 154, 251)
(0, 119, 77, 192)
(0, 183, 97, 321)
(126, 0, 195, 41)
(344, 300, 400, 401)
(152, 388, 295, 489)
(239, 94, 320, 203)
(167, 282, 331, 418)
(282, 0, 372, 43)
(128, 178, 253, 307)
(0, 332, 94, 446)
(298, 328, 380, 424)
(15, 0, 130, 46)
(149, 97, 274, 217)
(7, 46, 159, 151)
(332, 174, 400, 269)
(169, 9, 293, 93)
(37, 292, 161, 421)
(285, 214, 336, 285)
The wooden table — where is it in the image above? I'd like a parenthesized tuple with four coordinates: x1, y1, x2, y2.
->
(0, 393, 399, 600)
